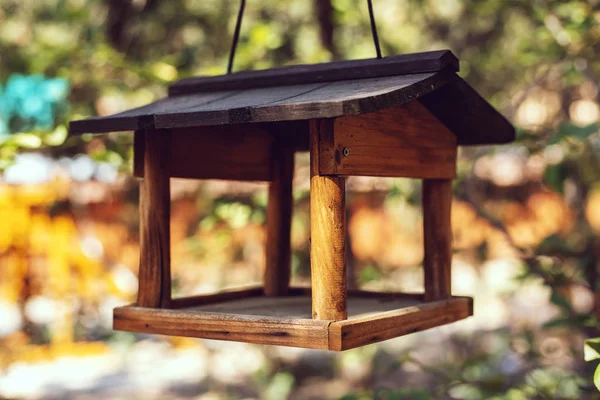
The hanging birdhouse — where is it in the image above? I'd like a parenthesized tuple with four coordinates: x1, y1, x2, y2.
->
(69, 48, 514, 350)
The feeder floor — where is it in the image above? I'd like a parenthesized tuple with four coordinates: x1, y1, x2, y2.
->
(114, 287, 472, 351)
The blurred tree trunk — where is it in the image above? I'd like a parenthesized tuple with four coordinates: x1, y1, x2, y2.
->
(313, 0, 339, 59)
(106, 0, 160, 54)
(106, 0, 135, 52)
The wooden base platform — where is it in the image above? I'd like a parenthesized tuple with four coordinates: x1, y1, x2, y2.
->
(114, 287, 472, 351)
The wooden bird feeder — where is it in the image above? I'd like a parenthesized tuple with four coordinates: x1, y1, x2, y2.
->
(69, 50, 515, 351)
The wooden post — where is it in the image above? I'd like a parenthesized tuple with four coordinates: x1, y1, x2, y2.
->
(264, 139, 295, 296)
(136, 129, 172, 308)
(309, 120, 347, 320)
(422, 179, 452, 302)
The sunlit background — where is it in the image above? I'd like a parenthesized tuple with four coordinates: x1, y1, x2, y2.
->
(0, 0, 599, 399)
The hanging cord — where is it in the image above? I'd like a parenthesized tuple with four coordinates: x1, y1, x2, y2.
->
(227, 0, 246, 74)
(367, 0, 382, 59)
(227, 0, 383, 73)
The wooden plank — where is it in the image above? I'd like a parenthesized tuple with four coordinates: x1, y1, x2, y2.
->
(310, 120, 347, 321)
(69, 91, 238, 135)
(419, 72, 515, 145)
(133, 130, 144, 177)
(183, 294, 422, 319)
(156, 83, 328, 128)
(136, 129, 171, 308)
(170, 286, 264, 309)
(113, 306, 331, 350)
(328, 297, 472, 351)
(319, 102, 457, 178)
(287, 287, 424, 301)
(134, 125, 274, 181)
(169, 50, 458, 95)
(115, 292, 471, 350)
(264, 138, 295, 296)
(171, 288, 423, 312)
(422, 179, 453, 302)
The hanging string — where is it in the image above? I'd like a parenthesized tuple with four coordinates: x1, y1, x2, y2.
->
(367, 0, 382, 59)
(227, 0, 246, 74)
(227, 0, 383, 73)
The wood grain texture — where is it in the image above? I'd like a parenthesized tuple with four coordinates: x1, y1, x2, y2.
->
(69, 91, 237, 134)
(114, 292, 472, 350)
(320, 102, 457, 178)
(136, 129, 171, 308)
(264, 138, 295, 296)
(185, 295, 422, 319)
(69, 72, 447, 134)
(328, 297, 472, 351)
(170, 286, 263, 309)
(422, 179, 453, 302)
(156, 73, 444, 129)
(69, 69, 515, 148)
(133, 130, 144, 177)
(134, 125, 274, 182)
(114, 306, 331, 349)
(171, 287, 423, 311)
(310, 120, 347, 321)
(287, 286, 424, 301)
(169, 50, 458, 95)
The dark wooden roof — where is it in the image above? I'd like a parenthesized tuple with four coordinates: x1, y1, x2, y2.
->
(69, 50, 515, 145)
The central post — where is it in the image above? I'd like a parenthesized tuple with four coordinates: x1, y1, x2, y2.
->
(309, 120, 348, 321)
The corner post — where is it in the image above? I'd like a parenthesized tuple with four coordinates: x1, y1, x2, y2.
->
(264, 138, 295, 296)
(309, 120, 347, 320)
(422, 179, 452, 302)
(136, 129, 172, 308)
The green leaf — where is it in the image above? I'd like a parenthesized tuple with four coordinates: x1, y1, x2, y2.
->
(550, 123, 598, 144)
(543, 163, 567, 193)
(550, 290, 573, 310)
(12, 133, 43, 148)
(43, 125, 67, 146)
(358, 265, 382, 285)
(585, 338, 600, 361)
(386, 389, 432, 400)
(544, 314, 589, 330)
(264, 372, 294, 400)
(339, 395, 362, 400)
(595, 364, 600, 392)
(549, 291, 573, 312)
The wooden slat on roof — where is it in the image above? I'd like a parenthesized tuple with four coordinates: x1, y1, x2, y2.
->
(168, 50, 458, 95)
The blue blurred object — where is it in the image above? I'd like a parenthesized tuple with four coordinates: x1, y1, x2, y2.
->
(0, 74, 69, 137)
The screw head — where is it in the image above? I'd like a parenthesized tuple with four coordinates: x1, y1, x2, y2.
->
(343, 147, 350, 157)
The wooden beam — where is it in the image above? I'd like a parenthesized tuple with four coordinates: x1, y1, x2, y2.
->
(134, 125, 274, 182)
(310, 120, 347, 321)
(136, 129, 171, 308)
(169, 50, 458, 95)
(114, 306, 331, 350)
(114, 293, 472, 350)
(170, 286, 264, 309)
(320, 102, 457, 179)
(422, 179, 453, 302)
(264, 138, 295, 296)
(328, 297, 471, 351)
